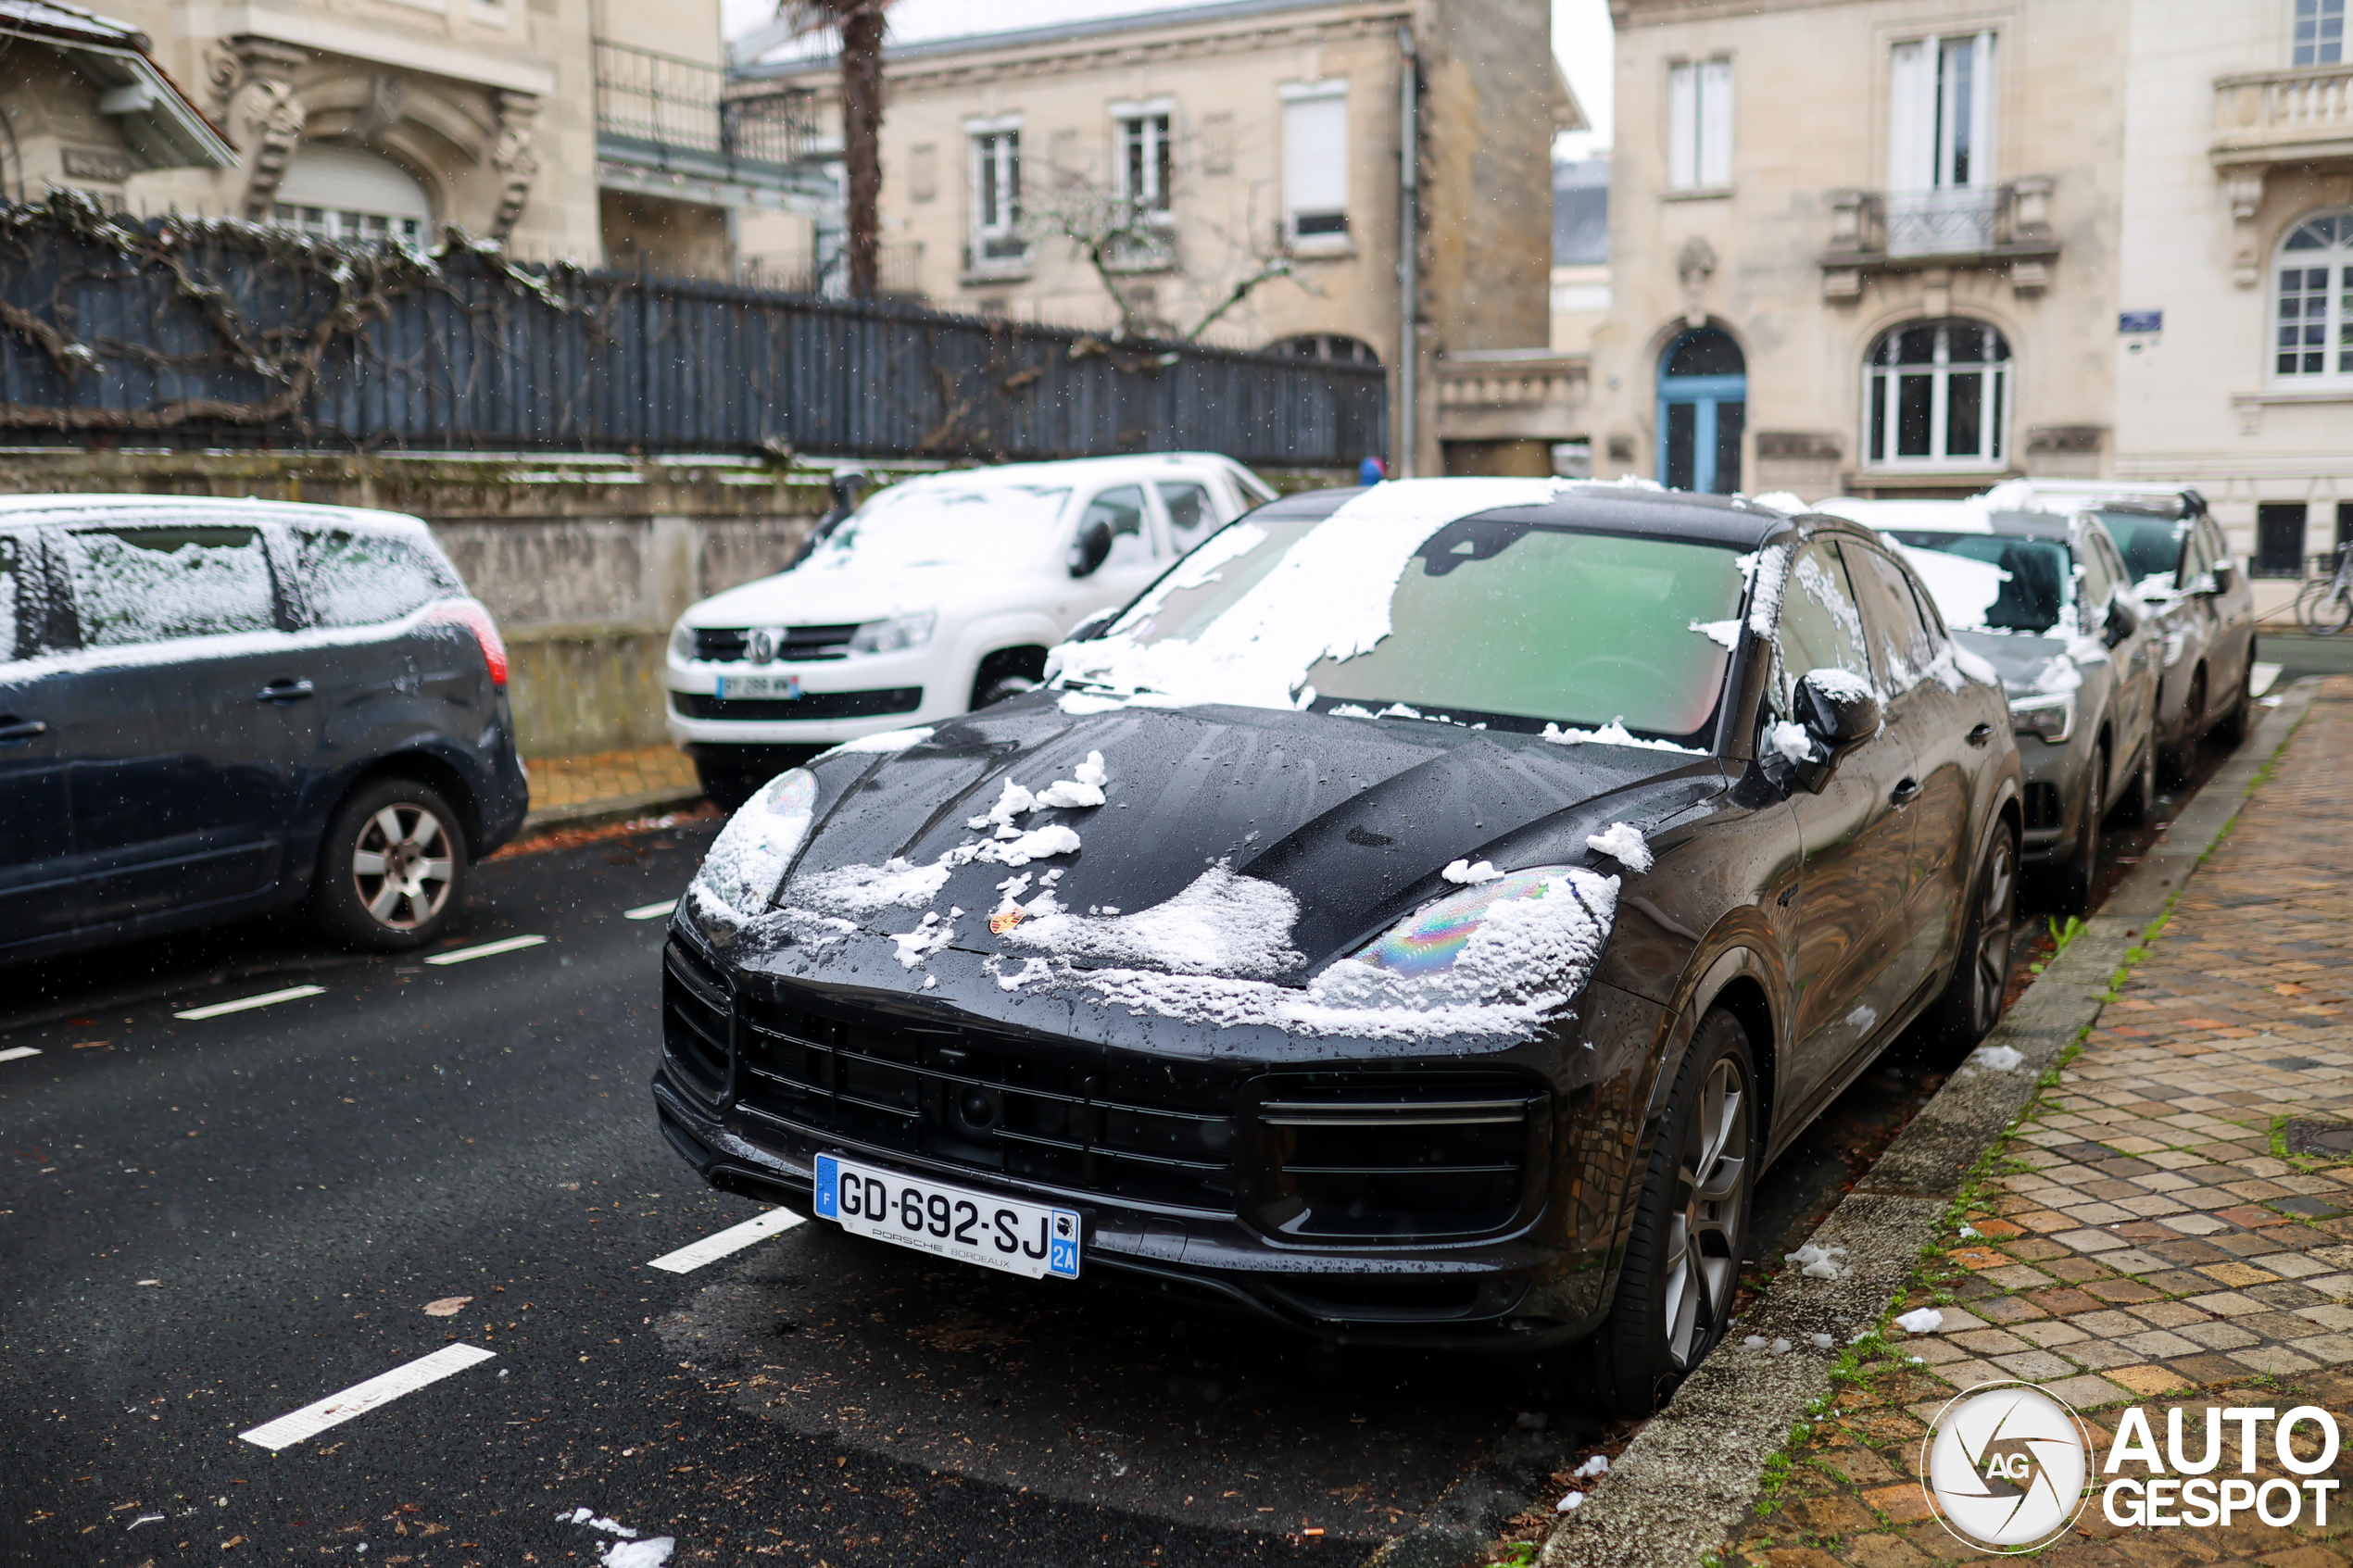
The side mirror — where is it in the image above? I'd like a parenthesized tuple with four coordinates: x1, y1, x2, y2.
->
(1068, 519, 1114, 579)
(2102, 595, 2142, 648)
(1786, 669, 1881, 793)
(2208, 559, 2236, 591)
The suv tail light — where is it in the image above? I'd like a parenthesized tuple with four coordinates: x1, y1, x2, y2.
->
(427, 600, 510, 688)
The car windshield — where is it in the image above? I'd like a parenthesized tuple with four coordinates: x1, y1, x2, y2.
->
(815, 483, 1071, 570)
(1062, 514, 1746, 741)
(2090, 510, 2189, 586)
(1887, 530, 2075, 635)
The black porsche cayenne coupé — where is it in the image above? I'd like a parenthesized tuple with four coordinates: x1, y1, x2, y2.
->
(652, 478, 2022, 1413)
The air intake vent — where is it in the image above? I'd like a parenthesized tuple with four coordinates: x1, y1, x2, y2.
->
(1247, 1075, 1547, 1241)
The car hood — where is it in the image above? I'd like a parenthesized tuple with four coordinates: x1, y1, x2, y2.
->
(684, 558, 1028, 628)
(1954, 628, 2099, 698)
(735, 695, 1727, 986)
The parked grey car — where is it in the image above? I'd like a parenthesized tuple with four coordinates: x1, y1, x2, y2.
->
(2076, 499, 2256, 782)
(1818, 499, 2159, 913)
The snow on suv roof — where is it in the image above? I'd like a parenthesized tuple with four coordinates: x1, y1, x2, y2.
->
(0, 493, 433, 530)
(896, 454, 1264, 489)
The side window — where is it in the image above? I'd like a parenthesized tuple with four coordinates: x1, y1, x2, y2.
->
(1157, 481, 1217, 554)
(1079, 486, 1152, 571)
(0, 533, 21, 660)
(61, 523, 279, 647)
(1772, 540, 1873, 716)
(1848, 546, 1937, 692)
(295, 525, 461, 628)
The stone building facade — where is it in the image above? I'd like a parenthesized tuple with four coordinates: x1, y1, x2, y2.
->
(1586, 0, 2352, 598)
(733, 0, 1583, 474)
(4, 0, 830, 276)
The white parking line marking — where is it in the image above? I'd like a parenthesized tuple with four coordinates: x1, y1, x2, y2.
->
(424, 935, 548, 966)
(646, 1208, 807, 1273)
(624, 899, 677, 922)
(238, 1343, 496, 1449)
(173, 985, 327, 1021)
(2252, 661, 2283, 698)
(0, 1046, 41, 1063)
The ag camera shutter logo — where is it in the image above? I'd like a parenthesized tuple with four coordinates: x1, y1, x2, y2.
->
(1920, 1382, 2093, 1551)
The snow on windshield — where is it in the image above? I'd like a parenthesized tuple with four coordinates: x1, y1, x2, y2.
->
(1051, 479, 1743, 742)
(813, 482, 1071, 571)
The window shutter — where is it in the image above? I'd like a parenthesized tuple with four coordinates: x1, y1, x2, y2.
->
(1699, 60, 1733, 187)
(1887, 39, 1932, 192)
(1667, 63, 1697, 188)
(1283, 94, 1348, 220)
(1965, 32, 1997, 190)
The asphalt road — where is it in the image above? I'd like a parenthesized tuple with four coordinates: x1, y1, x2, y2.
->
(0, 824, 1553, 1568)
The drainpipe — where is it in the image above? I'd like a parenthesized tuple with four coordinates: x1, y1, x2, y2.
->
(1396, 23, 1418, 478)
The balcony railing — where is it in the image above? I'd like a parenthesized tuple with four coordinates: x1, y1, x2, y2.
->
(1819, 179, 2057, 295)
(2212, 64, 2353, 166)
(594, 40, 818, 183)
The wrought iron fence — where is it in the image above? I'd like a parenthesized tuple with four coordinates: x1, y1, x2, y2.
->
(595, 39, 817, 170)
(0, 200, 1387, 467)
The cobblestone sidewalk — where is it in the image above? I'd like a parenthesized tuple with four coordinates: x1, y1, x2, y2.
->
(1735, 681, 2353, 1567)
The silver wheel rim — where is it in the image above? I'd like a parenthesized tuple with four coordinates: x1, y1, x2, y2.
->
(1661, 1055, 1749, 1370)
(352, 804, 456, 930)
(1973, 834, 2018, 1033)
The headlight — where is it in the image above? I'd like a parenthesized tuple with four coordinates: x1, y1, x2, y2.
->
(849, 612, 937, 656)
(2009, 692, 2075, 744)
(669, 621, 695, 662)
(1311, 866, 1617, 1013)
(692, 769, 818, 915)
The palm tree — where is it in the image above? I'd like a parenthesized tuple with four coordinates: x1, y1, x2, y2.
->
(785, 0, 894, 298)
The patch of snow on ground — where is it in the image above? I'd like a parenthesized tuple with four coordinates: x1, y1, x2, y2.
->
(601, 1541, 674, 1568)
(1442, 859, 1500, 884)
(1573, 1454, 1610, 1479)
(1585, 822, 1653, 872)
(1541, 718, 1707, 756)
(1894, 1307, 1944, 1334)
(1967, 1043, 2025, 1073)
(1786, 1243, 1850, 1280)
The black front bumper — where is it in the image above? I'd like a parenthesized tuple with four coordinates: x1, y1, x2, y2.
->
(649, 930, 1626, 1353)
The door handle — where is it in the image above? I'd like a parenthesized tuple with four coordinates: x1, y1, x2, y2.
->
(0, 717, 46, 743)
(1890, 777, 1923, 806)
(257, 679, 316, 702)
(1966, 722, 1994, 746)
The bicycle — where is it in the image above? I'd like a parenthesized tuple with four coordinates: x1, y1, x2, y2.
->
(2296, 549, 2353, 634)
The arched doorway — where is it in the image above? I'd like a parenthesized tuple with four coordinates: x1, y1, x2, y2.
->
(1656, 328, 1745, 493)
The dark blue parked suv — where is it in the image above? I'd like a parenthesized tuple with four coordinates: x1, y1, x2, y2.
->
(0, 495, 529, 960)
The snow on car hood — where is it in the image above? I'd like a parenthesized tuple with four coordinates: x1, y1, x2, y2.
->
(705, 697, 1719, 1035)
(1952, 628, 2095, 696)
(681, 558, 1004, 630)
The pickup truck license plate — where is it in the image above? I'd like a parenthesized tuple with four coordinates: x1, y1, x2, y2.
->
(715, 673, 803, 700)
(813, 1153, 1080, 1280)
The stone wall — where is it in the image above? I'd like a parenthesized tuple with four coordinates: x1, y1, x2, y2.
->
(0, 449, 837, 758)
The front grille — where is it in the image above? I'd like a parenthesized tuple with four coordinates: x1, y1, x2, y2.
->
(662, 937, 732, 1101)
(1247, 1075, 1547, 1240)
(672, 687, 922, 721)
(691, 624, 861, 663)
(2024, 782, 2063, 830)
(730, 988, 1241, 1211)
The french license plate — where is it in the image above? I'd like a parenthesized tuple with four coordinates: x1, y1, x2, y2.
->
(715, 673, 802, 700)
(813, 1153, 1080, 1280)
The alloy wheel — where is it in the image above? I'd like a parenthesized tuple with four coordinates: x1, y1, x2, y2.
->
(1969, 832, 2019, 1035)
(352, 804, 457, 931)
(1661, 1055, 1750, 1370)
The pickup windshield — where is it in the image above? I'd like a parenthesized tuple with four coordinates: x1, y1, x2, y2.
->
(815, 483, 1071, 571)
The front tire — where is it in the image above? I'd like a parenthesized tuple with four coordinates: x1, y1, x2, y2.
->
(310, 777, 469, 951)
(1574, 1009, 1756, 1417)
(2210, 653, 2255, 747)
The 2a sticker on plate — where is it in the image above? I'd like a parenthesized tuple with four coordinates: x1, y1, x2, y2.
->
(814, 1153, 1079, 1280)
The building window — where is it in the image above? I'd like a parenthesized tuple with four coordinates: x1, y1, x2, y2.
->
(2257, 503, 2310, 578)
(1864, 320, 2010, 468)
(2275, 213, 2353, 382)
(269, 143, 432, 249)
(1667, 60, 1731, 190)
(1281, 82, 1349, 243)
(1268, 333, 1379, 364)
(971, 125, 1024, 264)
(1887, 32, 1997, 254)
(1118, 111, 1172, 214)
(2296, 0, 2345, 65)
